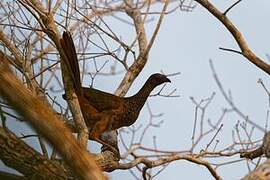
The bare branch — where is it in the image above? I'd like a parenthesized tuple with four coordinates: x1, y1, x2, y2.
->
(209, 59, 265, 132)
(223, 0, 242, 15)
(196, 0, 270, 76)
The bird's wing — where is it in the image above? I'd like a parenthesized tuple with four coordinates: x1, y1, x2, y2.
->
(82, 87, 123, 112)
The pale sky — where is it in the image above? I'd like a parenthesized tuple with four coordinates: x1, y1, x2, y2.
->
(1, 1, 270, 179)
(108, 0, 270, 179)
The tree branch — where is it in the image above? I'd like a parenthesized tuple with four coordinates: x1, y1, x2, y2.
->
(196, 0, 270, 75)
(0, 127, 70, 179)
(0, 59, 106, 180)
(20, 0, 90, 148)
(0, 170, 26, 180)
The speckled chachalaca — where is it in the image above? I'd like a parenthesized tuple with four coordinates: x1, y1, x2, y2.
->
(60, 31, 171, 148)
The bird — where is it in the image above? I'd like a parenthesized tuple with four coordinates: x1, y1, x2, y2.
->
(60, 31, 171, 151)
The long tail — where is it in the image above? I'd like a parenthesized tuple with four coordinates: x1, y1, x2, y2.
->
(61, 31, 99, 126)
(60, 31, 82, 95)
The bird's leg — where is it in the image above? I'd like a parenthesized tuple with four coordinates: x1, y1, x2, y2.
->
(89, 114, 120, 156)
(90, 124, 119, 156)
(93, 137, 119, 157)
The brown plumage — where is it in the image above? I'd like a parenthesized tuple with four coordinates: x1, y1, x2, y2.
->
(60, 31, 171, 146)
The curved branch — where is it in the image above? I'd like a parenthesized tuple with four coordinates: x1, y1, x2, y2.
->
(116, 0, 169, 96)
(195, 0, 270, 75)
(113, 154, 221, 180)
(20, 0, 90, 147)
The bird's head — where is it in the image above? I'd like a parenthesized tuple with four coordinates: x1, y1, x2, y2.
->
(148, 73, 171, 86)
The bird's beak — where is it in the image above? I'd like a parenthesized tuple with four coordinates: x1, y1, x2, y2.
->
(165, 77, 171, 83)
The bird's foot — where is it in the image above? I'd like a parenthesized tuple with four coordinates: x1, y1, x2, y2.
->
(93, 137, 120, 158)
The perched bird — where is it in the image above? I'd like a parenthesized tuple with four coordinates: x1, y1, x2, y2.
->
(60, 31, 171, 149)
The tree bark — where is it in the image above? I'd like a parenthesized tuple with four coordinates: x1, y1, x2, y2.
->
(0, 58, 106, 180)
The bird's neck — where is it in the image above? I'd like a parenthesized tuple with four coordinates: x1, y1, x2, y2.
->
(129, 80, 156, 110)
